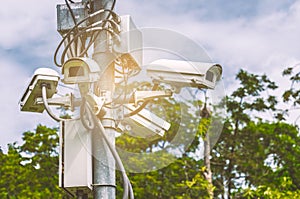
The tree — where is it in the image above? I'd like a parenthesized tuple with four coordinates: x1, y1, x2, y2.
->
(211, 69, 300, 198)
(0, 125, 65, 198)
(211, 69, 278, 198)
(282, 66, 300, 106)
(115, 83, 214, 198)
(0, 143, 29, 198)
(242, 176, 300, 199)
(1, 69, 299, 198)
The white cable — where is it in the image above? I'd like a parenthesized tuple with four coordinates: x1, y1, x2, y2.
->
(84, 102, 134, 199)
(94, 119, 133, 199)
(41, 85, 64, 122)
(80, 98, 95, 130)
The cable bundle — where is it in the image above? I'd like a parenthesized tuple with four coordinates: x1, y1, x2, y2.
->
(80, 97, 134, 199)
(53, 1, 135, 198)
(54, 0, 120, 67)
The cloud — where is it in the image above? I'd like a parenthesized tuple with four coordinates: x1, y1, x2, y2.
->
(0, 1, 58, 48)
(0, 57, 58, 152)
(176, 1, 300, 73)
(116, 0, 300, 124)
(1, 0, 300, 151)
(116, 0, 300, 107)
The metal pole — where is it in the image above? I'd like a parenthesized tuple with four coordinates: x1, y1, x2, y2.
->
(92, 0, 116, 198)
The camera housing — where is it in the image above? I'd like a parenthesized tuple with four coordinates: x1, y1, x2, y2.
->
(19, 68, 60, 113)
(62, 57, 101, 84)
(147, 59, 222, 91)
(118, 104, 171, 140)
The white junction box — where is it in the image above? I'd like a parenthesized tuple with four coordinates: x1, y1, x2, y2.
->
(113, 15, 143, 72)
(59, 119, 93, 197)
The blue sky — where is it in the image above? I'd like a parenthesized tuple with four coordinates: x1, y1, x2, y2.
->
(1, 0, 300, 151)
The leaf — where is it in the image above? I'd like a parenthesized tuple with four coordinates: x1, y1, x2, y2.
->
(282, 67, 293, 76)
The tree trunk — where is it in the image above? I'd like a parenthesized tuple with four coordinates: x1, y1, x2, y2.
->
(204, 132, 214, 199)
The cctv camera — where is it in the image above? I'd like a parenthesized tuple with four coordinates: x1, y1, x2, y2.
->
(146, 59, 222, 91)
(118, 104, 171, 140)
(19, 68, 60, 113)
(62, 57, 101, 84)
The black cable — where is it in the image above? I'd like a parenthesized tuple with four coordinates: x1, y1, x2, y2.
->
(81, 12, 119, 56)
(60, 20, 120, 66)
(91, 18, 120, 33)
(60, 26, 119, 66)
(115, 69, 124, 75)
(65, 0, 77, 27)
(103, 0, 117, 20)
(111, 0, 116, 11)
(65, 35, 75, 58)
(124, 84, 159, 117)
(65, 0, 81, 56)
(104, 64, 129, 109)
(104, 90, 125, 107)
(54, 18, 87, 66)
(54, 9, 120, 67)
(79, 31, 100, 57)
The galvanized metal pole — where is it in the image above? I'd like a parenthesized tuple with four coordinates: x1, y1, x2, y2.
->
(92, 0, 116, 198)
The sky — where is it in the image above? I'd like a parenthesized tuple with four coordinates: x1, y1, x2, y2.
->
(0, 0, 300, 152)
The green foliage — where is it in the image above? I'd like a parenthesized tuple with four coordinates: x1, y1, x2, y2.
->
(0, 125, 65, 198)
(1, 69, 300, 198)
(242, 177, 300, 199)
(117, 157, 212, 199)
(211, 69, 300, 198)
(282, 66, 300, 106)
(115, 92, 213, 198)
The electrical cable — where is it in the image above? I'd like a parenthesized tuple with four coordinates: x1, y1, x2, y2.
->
(65, 0, 81, 56)
(60, 26, 119, 66)
(111, 0, 117, 11)
(79, 31, 100, 57)
(75, 11, 120, 57)
(86, 26, 120, 39)
(65, 0, 77, 27)
(83, 102, 134, 199)
(92, 120, 133, 199)
(54, 9, 120, 67)
(60, 19, 120, 65)
(91, 18, 120, 33)
(64, 35, 75, 58)
(55, 2, 133, 197)
(104, 90, 125, 107)
(101, 0, 117, 21)
(124, 83, 159, 117)
(80, 97, 95, 130)
(41, 85, 65, 122)
(115, 68, 126, 75)
(104, 65, 129, 108)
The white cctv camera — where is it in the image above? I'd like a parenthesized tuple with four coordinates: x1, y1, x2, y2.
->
(146, 59, 222, 91)
(62, 57, 101, 84)
(118, 104, 171, 140)
(19, 68, 60, 113)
